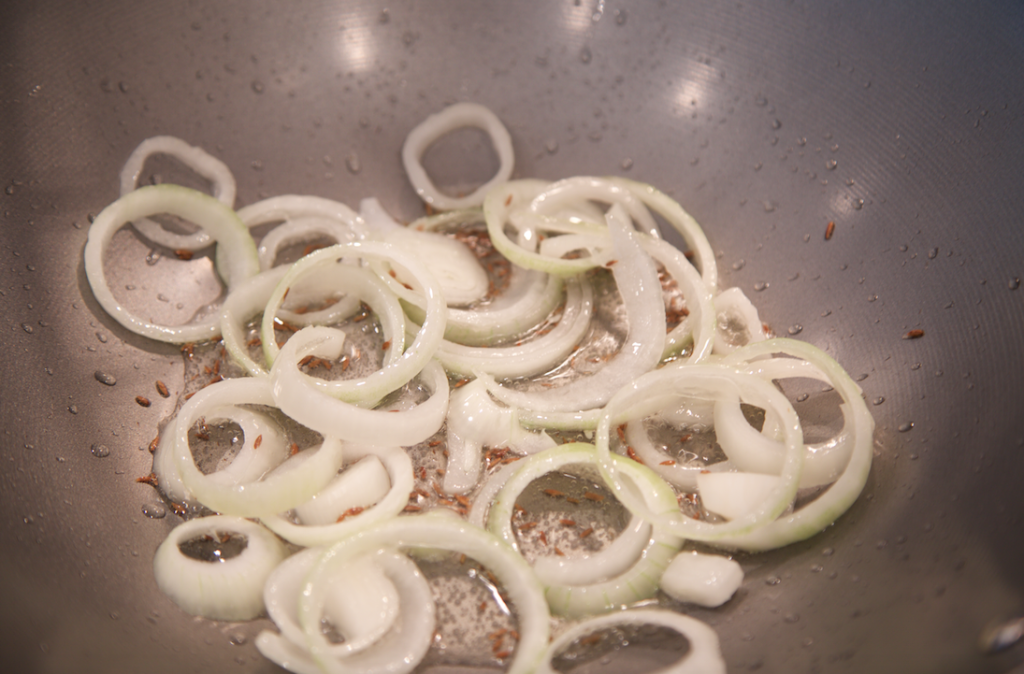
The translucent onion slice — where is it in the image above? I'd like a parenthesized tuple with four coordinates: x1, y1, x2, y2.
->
(595, 363, 805, 543)
(525, 176, 662, 238)
(293, 454, 391, 526)
(235, 194, 368, 270)
(260, 547, 435, 674)
(659, 551, 744, 608)
(119, 136, 237, 251)
(153, 516, 287, 622)
(205, 404, 290, 487)
(299, 513, 549, 674)
(535, 608, 726, 674)
(84, 184, 260, 343)
(260, 445, 415, 548)
(270, 332, 449, 447)
(262, 547, 401, 657)
(712, 287, 768, 354)
(384, 228, 490, 306)
(641, 237, 716, 362)
(625, 419, 733, 491)
(171, 377, 344, 517)
(484, 204, 666, 415)
(401, 102, 515, 210)
(488, 443, 683, 617)
(428, 275, 594, 378)
(261, 242, 445, 405)
(710, 338, 875, 551)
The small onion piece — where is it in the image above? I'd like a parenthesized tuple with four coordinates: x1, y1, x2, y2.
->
(84, 184, 260, 343)
(660, 551, 744, 608)
(171, 377, 344, 518)
(535, 608, 726, 674)
(299, 512, 550, 674)
(292, 454, 392, 526)
(153, 515, 287, 622)
(119, 136, 237, 251)
(401, 102, 515, 210)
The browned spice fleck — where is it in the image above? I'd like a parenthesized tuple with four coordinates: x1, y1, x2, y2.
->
(155, 380, 170, 398)
(253, 434, 263, 449)
(825, 220, 836, 241)
(403, 504, 422, 512)
(903, 329, 925, 339)
(583, 491, 605, 502)
(148, 436, 160, 453)
(580, 527, 594, 538)
(135, 395, 151, 407)
(136, 473, 158, 487)
(559, 518, 577, 527)
(174, 249, 194, 261)
(543, 489, 564, 498)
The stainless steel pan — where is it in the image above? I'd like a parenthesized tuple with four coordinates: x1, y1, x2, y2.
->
(2, 1, 1023, 672)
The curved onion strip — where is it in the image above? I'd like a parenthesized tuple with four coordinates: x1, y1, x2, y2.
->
(153, 516, 287, 622)
(261, 242, 445, 404)
(260, 548, 435, 674)
(484, 204, 666, 414)
(172, 377, 344, 517)
(708, 338, 874, 551)
(595, 364, 805, 543)
(84, 184, 259, 343)
(427, 275, 593, 378)
(383, 228, 490, 306)
(532, 515, 652, 587)
(712, 287, 768, 354)
(525, 176, 662, 238)
(292, 454, 392, 526)
(262, 547, 400, 657)
(261, 445, 415, 548)
(625, 419, 733, 491)
(487, 443, 682, 617)
(300, 513, 549, 674)
(606, 177, 718, 295)
(235, 194, 368, 270)
(641, 236, 716, 362)
(119, 136, 237, 251)
(270, 329, 449, 445)
(535, 608, 726, 674)
(204, 405, 290, 487)
(401, 102, 515, 210)
(466, 460, 527, 529)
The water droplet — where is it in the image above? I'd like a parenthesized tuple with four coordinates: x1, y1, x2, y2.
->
(754, 93, 768, 107)
(853, 198, 864, 210)
(821, 309, 832, 317)
(24, 515, 34, 525)
(251, 80, 264, 94)
(544, 139, 559, 154)
(378, 8, 390, 23)
(156, 293, 169, 303)
(754, 281, 769, 292)
(94, 371, 117, 386)
(910, 453, 919, 460)
(765, 576, 781, 586)
(822, 547, 835, 556)
(898, 422, 914, 433)
(762, 201, 776, 213)
(867, 294, 878, 302)
(872, 396, 885, 405)
(346, 152, 361, 174)
(250, 159, 264, 171)
(620, 157, 633, 171)
(21, 323, 33, 334)
(753, 161, 763, 171)
(876, 539, 887, 549)
(979, 617, 1024, 654)
(109, 611, 120, 620)
(784, 613, 800, 623)
(787, 324, 803, 335)
(142, 502, 167, 519)
(1009, 278, 1020, 291)
(810, 564, 823, 573)
(145, 250, 161, 266)
(796, 393, 809, 402)
(96, 331, 108, 343)
(90, 443, 110, 458)
(911, 362, 921, 370)
(614, 9, 627, 25)
(771, 119, 782, 130)
(68, 404, 78, 414)
(825, 159, 837, 171)
(579, 47, 592, 64)
(229, 633, 248, 646)
(732, 259, 746, 271)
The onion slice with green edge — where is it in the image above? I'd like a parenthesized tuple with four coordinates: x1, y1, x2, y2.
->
(708, 338, 875, 551)
(119, 136, 237, 251)
(259, 547, 435, 674)
(595, 363, 805, 543)
(153, 515, 287, 622)
(425, 274, 594, 378)
(487, 442, 682, 617)
(171, 377, 344, 518)
(84, 184, 259, 343)
(484, 204, 666, 415)
(535, 608, 726, 674)
(269, 331, 449, 446)
(260, 444, 414, 548)
(260, 242, 445, 404)
(299, 512, 550, 674)
(401, 102, 515, 210)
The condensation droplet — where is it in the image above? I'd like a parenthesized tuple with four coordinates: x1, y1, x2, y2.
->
(872, 396, 885, 405)
(251, 80, 264, 94)
(250, 159, 264, 171)
(378, 8, 390, 23)
(90, 443, 110, 458)
(796, 393, 809, 402)
(753, 161, 762, 171)
(784, 613, 800, 624)
(822, 547, 835, 556)
(1009, 278, 1020, 291)
(821, 309, 832, 317)
(765, 576, 781, 586)
(810, 564, 823, 573)
(898, 422, 914, 433)
(229, 633, 248, 646)
(825, 159, 837, 170)
(754, 281, 769, 292)
(771, 119, 782, 130)
(853, 198, 864, 210)
(911, 362, 921, 370)
(96, 331, 109, 343)
(732, 259, 746, 271)
(754, 93, 768, 107)
(142, 502, 167, 519)
(928, 248, 938, 259)
(94, 371, 117, 386)
(145, 250, 161, 266)
(68, 404, 78, 414)
(579, 47, 592, 64)
(21, 323, 33, 333)
(614, 9, 627, 25)
(620, 157, 633, 171)
(544, 139, 559, 154)
(346, 152, 361, 174)
(787, 324, 803, 335)
(763, 201, 776, 213)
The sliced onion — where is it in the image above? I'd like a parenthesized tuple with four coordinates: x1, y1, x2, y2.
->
(641, 237, 716, 362)
(204, 405, 290, 487)
(84, 184, 259, 343)
(384, 228, 490, 306)
(401, 102, 514, 210)
(260, 445, 415, 548)
(299, 513, 550, 674)
(153, 515, 287, 622)
(293, 454, 392, 526)
(660, 551, 744, 608)
(712, 287, 768, 354)
(624, 418, 733, 491)
(535, 608, 726, 674)
(119, 136, 237, 251)
(171, 377, 344, 517)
